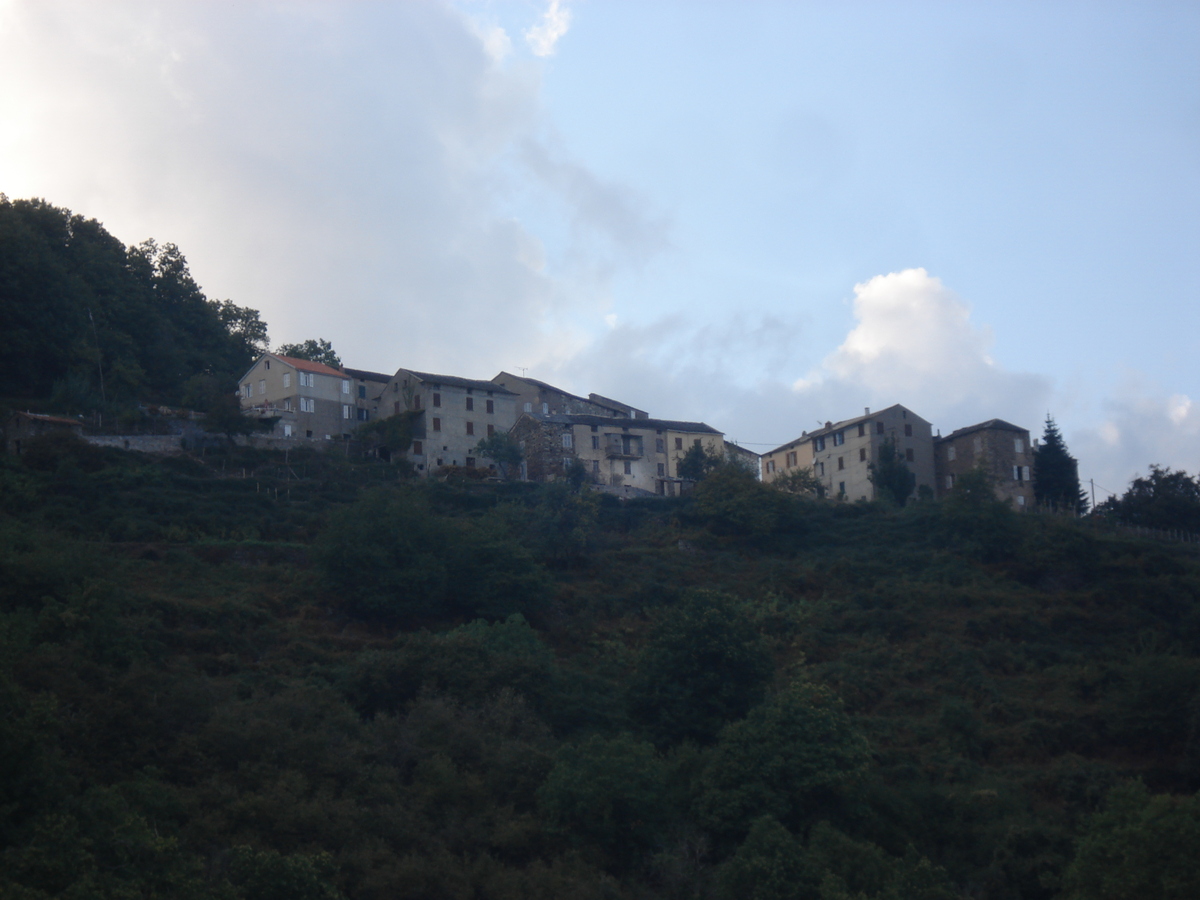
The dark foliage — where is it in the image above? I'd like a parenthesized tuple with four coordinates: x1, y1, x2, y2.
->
(869, 437, 917, 506)
(1096, 465, 1200, 533)
(0, 196, 266, 405)
(1034, 415, 1088, 514)
(275, 338, 341, 368)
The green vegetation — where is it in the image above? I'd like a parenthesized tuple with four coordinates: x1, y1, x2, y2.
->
(3, 440, 1200, 899)
(0, 196, 266, 408)
(1034, 416, 1088, 514)
(275, 339, 342, 368)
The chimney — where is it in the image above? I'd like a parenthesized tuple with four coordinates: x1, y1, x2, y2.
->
(864, 407, 870, 416)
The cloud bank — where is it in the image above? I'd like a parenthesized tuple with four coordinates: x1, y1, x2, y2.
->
(525, 0, 572, 58)
(0, 0, 648, 377)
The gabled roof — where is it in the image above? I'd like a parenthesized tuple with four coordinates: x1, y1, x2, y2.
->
(402, 369, 518, 395)
(764, 403, 926, 456)
(343, 367, 392, 383)
(275, 355, 346, 378)
(240, 353, 346, 383)
(521, 412, 721, 435)
(937, 418, 1029, 442)
(12, 412, 83, 427)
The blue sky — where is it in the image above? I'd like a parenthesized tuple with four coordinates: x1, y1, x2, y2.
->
(2, 0, 1197, 496)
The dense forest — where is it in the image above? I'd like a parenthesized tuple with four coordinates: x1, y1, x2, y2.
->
(2, 437, 1199, 899)
(0, 195, 266, 407)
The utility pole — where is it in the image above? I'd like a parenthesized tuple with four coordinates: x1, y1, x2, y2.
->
(1091, 478, 1096, 511)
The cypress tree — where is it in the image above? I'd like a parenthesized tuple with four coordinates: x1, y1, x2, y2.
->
(1033, 415, 1088, 514)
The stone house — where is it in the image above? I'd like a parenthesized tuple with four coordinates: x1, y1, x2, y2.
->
(4, 411, 84, 455)
(511, 413, 724, 496)
(762, 404, 936, 502)
(492, 372, 648, 419)
(934, 419, 1034, 508)
(343, 367, 392, 424)
(238, 353, 356, 441)
(376, 369, 519, 475)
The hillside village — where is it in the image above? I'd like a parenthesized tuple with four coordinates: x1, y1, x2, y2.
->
(234, 350, 1039, 506)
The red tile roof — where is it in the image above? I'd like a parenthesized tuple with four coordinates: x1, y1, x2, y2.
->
(273, 355, 346, 378)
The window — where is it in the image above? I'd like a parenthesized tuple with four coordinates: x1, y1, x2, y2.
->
(466, 457, 475, 468)
(487, 424, 495, 437)
(876, 421, 884, 435)
(833, 431, 844, 446)
(413, 395, 421, 409)
(818, 462, 825, 476)
(343, 404, 351, 419)
(905, 448, 914, 462)
(904, 424, 913, 437)
(947, 446, 956, 461)
(466, 397, 474, 411)
(694, 438, 702, 448)
(241, 384, 252, 399)
(562, 433, 573, 448)
(264, 360, 270, 370)
(412, 440, 423, 454)
(283, 399, 291, 411)
(283, 424, 293, 437)
(838, 481, 846, 495)
(656, 438, 665, 453)
(259, 379, 266, 395)
(1014, 438, 1024, 454)
(358, 385, 366, 399)
(299, 372, 313, 387)
(1013, 465, 1022, 481)
(306, 430, 313, 438)
(675, 437, 683, 450)
(300, 397, 315, 413)
(624, 460, 632, 475)
(433, 392, 441, 407)
(837, 456, 844, 470)
(432, 418, 441, 432)
(466, 421, 474, 436)
(283, 373, 291, 388)
(486, 399, 494, 414)
(858, 423, 865, 437)
(814, 436, 826, 452)
(592, 425, 599, 432)
(393, 401, 400, 415)
(524, 402, 532, 413)
(357, 409, 368, 421)
(787, 451, 797, 467)
(946, 475, 954, 489)
(592, 436, 600, 449)
(592, 460, 599, 474)
(542, 402, 548, 414)
(657, 463, 665, 476)
(1017, 495, 1026, 507)
(766, 460, 776, 474)
(342, 380, 350, 394)
(859, 448, 866, 462)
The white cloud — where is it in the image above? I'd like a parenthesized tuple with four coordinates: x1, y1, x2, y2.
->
(525, 0, 571, 57)
(0, 0, 655, 378)
(796, 268, 1051, 433)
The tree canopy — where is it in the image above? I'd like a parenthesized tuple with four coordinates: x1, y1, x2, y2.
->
(0, 196, 266, 405)
(1033, 415, 1088, 513)
(869, 438, 916, 506)
(1096, 465, 1200, 533)
(275, 338, 341, 367)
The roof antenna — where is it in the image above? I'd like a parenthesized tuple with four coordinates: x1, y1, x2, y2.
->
(518, 367, 528, 377)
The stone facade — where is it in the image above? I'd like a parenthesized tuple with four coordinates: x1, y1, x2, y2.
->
(238, 354, 356, 442)
(762, 404, 936, 502)
(512, 413, 724, 496)
(4, 412, 84, 455)
(492, 372, 648, 420)
(934, 419, 1034, 509)
(376, 369, 519, 475)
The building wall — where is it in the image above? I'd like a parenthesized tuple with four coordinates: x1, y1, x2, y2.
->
(513, 416, 723, 495)
(762, 405, 935, 502)
(492, 372, 633, 419)
(238, 356, 354, 442)
(934, 426, 1034, 509)
(377, 371, 518, 475)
